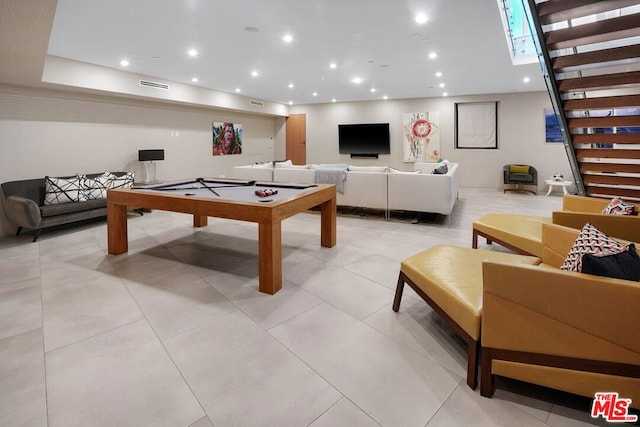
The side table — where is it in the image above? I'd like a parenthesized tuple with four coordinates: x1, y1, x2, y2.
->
(544, 179, 572, 196)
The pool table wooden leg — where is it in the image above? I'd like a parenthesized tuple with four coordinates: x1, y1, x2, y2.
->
(107, 202, 128, 255)
(320, 197, 337, 248)
(258, 221, 282, 294)
(193, 215, 208, 227)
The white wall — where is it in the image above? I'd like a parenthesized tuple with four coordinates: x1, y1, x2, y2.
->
(0, 85, 282, 236)
(0, 85, 573, 237)
(290, 91, 572, 190)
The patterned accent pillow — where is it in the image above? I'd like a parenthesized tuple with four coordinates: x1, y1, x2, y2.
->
(82, 172, 113, 200)
(560, 223, 629, 272)
(44, 175, 87, 205)
(601, 197, 635, 215)
(109, 171, 135, 189)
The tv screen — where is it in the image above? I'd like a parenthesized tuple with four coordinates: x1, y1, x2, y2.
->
(338, 123, 390, 155)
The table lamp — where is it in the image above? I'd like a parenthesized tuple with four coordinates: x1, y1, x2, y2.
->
(138, 149, 165, 183)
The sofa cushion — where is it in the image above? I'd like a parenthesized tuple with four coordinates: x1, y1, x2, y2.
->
(40, 198, 107, 218)
(582, 243, 640, 281)
(601, 197, 635, 215)
(508, 173, 534, 183)
(44, 175, 87, 205)
(560, 223, 629, 272)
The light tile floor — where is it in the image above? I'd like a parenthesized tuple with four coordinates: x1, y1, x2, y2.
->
(0, 188, 627, 426)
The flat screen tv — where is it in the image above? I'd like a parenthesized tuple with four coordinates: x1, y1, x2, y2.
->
(338, 123, 390, 155)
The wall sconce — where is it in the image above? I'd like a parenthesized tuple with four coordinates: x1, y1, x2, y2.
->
(138, 149, 165, 183)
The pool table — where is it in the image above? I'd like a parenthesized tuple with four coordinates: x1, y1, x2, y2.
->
(107, 178, 337, 294)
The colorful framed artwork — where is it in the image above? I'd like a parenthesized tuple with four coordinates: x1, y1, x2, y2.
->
(545, 107, 562, 143)
(213, 122, 242, 155)
(402, 112, 440, 162)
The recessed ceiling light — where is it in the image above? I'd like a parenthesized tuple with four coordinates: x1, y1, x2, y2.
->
(329, 63, 337, 69)
(192, 77, 198, 83)
(436, 71, 442, 77)
(288, 101, 293, 105)
(288, 83, 294, 88)
(439, 83, 445, 88)
(235, 88, 241, 93)
(188, 49, 198, 57)
(415, 13, 428, 24)
(428, 52, 437, 59)
(312, 92, 318, 97)
(370, 88, 377, 93)
(120, 59, 129, 67)
(443, 92, 448, 97)
(283, 34, 293, 43)
(251, 70, 259, 77)
(352, 77, 363, 84)
(383, 95, 388, 100)
(332, 98, 336, 103)
(523, 76, 531, 83)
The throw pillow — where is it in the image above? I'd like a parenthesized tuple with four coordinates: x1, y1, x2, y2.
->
(253, 162, 273, 169)
(582, 243, 640, 281)
(432, 164, 448, 175)
(389, 168, 421, 174)
(109, 171, 135, 189)
(509, 165, 530, 174)
(601, 197, 635, 215)
(274, 159, 293, 168)
(44, 175, 87, 205)
(347, 165, 388, 172)
(82, 172, 113, 200)
(560, 223, 629, 272)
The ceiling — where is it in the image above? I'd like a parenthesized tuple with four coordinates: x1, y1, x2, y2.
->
(46, 0, 546, 105)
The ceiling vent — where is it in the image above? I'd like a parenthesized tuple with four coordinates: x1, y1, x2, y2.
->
(139, 80, 169, 90)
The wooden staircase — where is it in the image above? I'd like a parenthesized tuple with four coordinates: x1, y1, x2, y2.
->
(526, 0, 640, 201)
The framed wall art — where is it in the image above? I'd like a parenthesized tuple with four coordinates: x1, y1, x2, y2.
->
(455, 101, 498, 149)
(212, 122, 242, 156)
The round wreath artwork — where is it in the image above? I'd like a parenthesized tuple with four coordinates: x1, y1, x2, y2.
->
(412, 119, 432, 138)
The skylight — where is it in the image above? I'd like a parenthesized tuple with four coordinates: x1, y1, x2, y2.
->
(497, 0, 537, 65)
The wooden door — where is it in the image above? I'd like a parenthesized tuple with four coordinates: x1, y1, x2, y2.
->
(286, 114, 306, 165)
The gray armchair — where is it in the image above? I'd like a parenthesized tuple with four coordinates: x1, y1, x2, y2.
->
(503, 164, 537, 195)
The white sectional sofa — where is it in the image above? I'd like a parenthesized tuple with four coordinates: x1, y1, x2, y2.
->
(231, 163, 274, 181)
(388, 162, 459, 215)
(232, 161, 459, 216)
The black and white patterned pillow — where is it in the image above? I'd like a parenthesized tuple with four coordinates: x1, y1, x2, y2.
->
(44, 175, 87, 205)
(109, 171, 135, 189)
(560, 223, 629, 272)
(81, 172, 113, 200)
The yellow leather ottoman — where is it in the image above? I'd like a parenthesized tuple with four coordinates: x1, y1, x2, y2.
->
(392, 245, 540, 389)
(472, 213, 552, 257)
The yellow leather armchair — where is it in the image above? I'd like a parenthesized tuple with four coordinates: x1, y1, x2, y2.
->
(473, 194, 640, 257)
(480, 223, 640, 408)
(553, 195, 640, 243)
